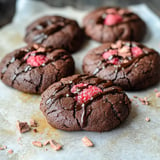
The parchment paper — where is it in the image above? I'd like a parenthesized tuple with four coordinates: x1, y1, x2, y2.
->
(0, 1, 160, 160)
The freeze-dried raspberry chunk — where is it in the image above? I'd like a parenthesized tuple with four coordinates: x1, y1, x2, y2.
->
(131, 46, 143, 57)
(104, 14, 123, 26)
(24, 51, 47, 67)
(103, 49, 118, 60)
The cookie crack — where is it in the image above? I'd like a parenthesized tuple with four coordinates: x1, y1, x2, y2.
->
(33, 21, 74, 44)
(50, 63, 60, 82)
(36, 73, 43, 93)
(11, 62, 26, 86)
(73, 101, 81, 129)
(105, 97, 121, 123)
(122, 93, 130, 115)
(76, 89, 123, 128)
(45, 83, 65, 110)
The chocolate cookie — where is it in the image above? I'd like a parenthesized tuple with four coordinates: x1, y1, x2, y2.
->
(83, 41, 160, 90)
(24, 15, 84, 53)
(83, 7, 146, 43)
(0, 44, 74, 94)
(40, 74, 131, 132)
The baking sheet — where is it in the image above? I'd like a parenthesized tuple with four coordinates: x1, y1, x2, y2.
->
(0, 1, 160, 160)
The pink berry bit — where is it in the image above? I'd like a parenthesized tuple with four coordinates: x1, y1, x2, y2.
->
(102, 49, 118, 60)
(49, 140, 62, 151)
(16, 120, 31, 133)
(71, 84, 102, 104)
(82, 136, 94, 147)
(145, 117, 150, 122)
(109, 57, 120, 65)
(24, 51, 47, 67)
(71, 83, 88, 93)
(156, 92, 160, 98)
(30, 119, 38, 127)
(32, 141, 43, 147)
(43, 140, 50, 146)
(131, 46, 143, 57)
(154, 88, 158, 93)
(8, 149, 13, 154)
(104, 14, 123, 26)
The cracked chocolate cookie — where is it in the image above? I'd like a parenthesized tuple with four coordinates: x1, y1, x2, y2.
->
(40, 74, 131, 132)
(0, 44, 75, 94)
(24, 15, 85, 53)
(83, 41, 160, 90)
(83, 7, 146, 43)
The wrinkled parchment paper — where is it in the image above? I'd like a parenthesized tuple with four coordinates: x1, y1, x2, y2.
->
(0, 1, 160, 160)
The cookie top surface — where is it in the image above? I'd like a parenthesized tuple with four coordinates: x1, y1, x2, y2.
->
(0, 44, 74, 94)
(83, 41, 160, 90)
(83, 7, 146, 43)
(40, 74, 131, 132)
(24, 15, 84, 53)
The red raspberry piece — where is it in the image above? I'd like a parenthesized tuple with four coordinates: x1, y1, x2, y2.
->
(102, 49, 118, 60)
(104, 14, 123, 26)
(71, 84, 102, 104)
(108, 57, 120, 65)
(24, 51, 47, 67)
(71, 83, 88, 93)
(131, 46, 143, 57)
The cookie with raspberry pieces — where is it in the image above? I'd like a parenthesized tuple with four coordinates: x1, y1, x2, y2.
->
(40, 74, 131, 132)
(0, 44, 74, 94)
(83, 7, 146, 43)
(83, 41, 160, 90)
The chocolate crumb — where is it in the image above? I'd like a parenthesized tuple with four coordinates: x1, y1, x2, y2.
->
(30, 119, 38, 127)
(8, 149, 13, 154)
(16, 120, 31, 133)
(33, 129, 38, 133)
(82, 136, 94, 147)
(156, 92, 160, 98)
(145, 117, 150, 122)
(49, 140, 62, 151)
(32, 141, 43, 147)
(43, 140, 50, 146)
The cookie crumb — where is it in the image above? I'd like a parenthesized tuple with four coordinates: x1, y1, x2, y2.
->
(49, 140, 62, 151)
(144, 97, 149, 105)
(33, 129, 38, 133)
(32, 141, 43, 147)
(138, 97, 149, 105)
(156, 92, 160, 98)
(82, 136, 94, 147)
(30, 119, 38, 127)
(0, 146, 5, 150)
(130, 98, 133, 102)
(145, 117, 150, 122)
(154, 88, 158, 92)
(43, 140, 50, 146)
(16, 120, 31, 133)
(8, 149, 13, 154)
